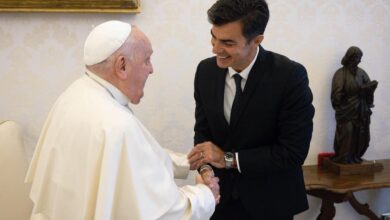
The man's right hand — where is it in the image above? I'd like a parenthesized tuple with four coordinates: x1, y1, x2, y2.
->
(196, 174, 220, 204)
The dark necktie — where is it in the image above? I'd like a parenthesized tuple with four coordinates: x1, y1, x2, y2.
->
(230, 74, 242, 126)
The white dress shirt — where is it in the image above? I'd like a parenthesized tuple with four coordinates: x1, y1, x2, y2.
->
(223, 47, 259, 172)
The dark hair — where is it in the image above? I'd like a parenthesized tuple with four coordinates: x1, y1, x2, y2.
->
(207, 0, 269, 41)
(341, 46, 363, 66)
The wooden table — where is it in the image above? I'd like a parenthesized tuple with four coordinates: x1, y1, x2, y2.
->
(303, 159, 390, 220)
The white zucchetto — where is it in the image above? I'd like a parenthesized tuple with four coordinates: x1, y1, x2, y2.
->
(84, 20, 132, 66)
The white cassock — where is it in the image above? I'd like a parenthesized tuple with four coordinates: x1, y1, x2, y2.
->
(25, 70, 215, 220)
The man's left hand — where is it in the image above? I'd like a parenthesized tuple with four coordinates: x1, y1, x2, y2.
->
(188, 141, 225, 169)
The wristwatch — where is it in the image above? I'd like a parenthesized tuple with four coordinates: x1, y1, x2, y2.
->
(224, 152, 234, 169)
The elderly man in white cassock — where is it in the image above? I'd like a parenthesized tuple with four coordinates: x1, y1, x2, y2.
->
(25, 20, 220, 220)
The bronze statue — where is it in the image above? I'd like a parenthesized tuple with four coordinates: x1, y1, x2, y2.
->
(331, 46, 378, 164)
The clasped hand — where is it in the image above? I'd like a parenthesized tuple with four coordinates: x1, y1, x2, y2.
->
(195, 168, 221, 204)
(188, 141, 225, 170)
(189, 141, 225, 204)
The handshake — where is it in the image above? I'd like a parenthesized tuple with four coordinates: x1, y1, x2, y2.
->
(195, 165, 221, 204)
(188, 141, 225, 205)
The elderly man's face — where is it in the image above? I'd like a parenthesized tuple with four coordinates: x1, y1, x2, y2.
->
(125, 33, 154, 104)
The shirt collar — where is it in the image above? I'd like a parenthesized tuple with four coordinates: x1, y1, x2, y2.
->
(85, 69, 130, 106)
(228, 46, 259, 80)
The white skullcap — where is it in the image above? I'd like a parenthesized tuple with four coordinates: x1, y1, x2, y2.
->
(84, 20, 132, 66)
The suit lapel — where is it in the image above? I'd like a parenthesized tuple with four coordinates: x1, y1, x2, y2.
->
(230, 46, 268, 130)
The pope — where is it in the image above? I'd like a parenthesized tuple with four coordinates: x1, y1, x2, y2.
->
(25, 20, 220, 220)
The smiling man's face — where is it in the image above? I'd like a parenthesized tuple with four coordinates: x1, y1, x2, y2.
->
(210, 20, 262, 72)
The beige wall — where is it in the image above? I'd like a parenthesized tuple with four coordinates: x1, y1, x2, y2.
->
(0, 0, 389, 219)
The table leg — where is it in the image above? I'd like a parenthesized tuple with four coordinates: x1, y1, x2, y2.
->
(347, 192, 380, 220)
(308, 189, 346, 220)
(317, 198, 336, 220)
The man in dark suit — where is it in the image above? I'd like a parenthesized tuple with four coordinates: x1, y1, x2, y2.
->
(188, 0, 315, 219)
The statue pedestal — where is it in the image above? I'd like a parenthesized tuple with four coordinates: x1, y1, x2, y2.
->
(323, 158, 383, 175)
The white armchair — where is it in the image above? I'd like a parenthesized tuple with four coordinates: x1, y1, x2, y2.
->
(0, 120, 33, 220)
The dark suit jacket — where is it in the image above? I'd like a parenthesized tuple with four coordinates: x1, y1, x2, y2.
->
(194, 46, 315, 218)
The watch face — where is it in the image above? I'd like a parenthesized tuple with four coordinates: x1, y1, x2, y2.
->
(225, 152, 234, 168)
(225, 153, 233, 159)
